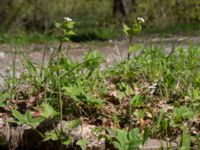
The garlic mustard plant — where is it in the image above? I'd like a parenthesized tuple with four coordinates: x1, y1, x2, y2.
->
(123, 17, 145, 60)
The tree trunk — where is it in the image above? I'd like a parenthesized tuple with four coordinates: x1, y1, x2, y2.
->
(113, 0, 126, 17)
(0, 0, 12, 24)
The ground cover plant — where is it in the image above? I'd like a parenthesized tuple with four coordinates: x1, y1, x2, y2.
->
(0, 18, 199, 150)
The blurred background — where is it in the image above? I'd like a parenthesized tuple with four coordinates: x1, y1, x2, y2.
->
(0, 0, 200, 42)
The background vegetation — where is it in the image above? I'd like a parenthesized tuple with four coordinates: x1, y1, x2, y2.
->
(0, 0, 200, 42)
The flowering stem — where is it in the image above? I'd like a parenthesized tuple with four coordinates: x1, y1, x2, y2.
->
(127, 36, 133, 60)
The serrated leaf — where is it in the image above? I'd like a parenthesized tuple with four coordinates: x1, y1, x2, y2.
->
(29, 117, 44, 128)
(25, 111, 32, 121)
(116, 129, 128, 147)
(113, 141, 123, 150)
(123, 24, 130, 36)
(128, 128, 139, 140)
(66, 119, 81, 129)
(62, 86, 83, 101)
(128, 128, 142, 149)
(43, 131, 59, 142)
(40, 103, 59, 119)
(11, 109, 26, 125)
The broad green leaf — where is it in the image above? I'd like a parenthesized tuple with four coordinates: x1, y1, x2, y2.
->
(85, 96, 103, 106)
(113, 141, 124, 150)
(132, 23, 141, 34)
(76, 139, 87, 150)
(116, 129, 128, 148)
(128, 128, 142, 148)
(43, 131, 59, 142)
(11, 109, 26, 125)
(40, 103, 59, 119)
(123, 24, 130, 36)
(61, 137, 72, 145)
(62, 86, 83, 101)
(25, 111, 32, 122)
(66, 119, 81, 129)
(128, 128, 139, 141)
(134, 109, 145, 120)
(28, 117, 44, 128)
(0, 93, 10, 108)
(0, 93, 10, 101)
(11, 110, 43, 128)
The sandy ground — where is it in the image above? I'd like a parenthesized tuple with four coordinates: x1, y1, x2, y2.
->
(0, 36, 200, 82)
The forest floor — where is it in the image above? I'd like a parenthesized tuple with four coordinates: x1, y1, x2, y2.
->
(0, 36, 200, 149)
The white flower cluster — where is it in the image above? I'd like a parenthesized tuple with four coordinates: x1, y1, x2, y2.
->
(137, 17, 145, 23)
(64, 17, 72, 22)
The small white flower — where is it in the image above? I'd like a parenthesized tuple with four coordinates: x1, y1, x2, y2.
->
(0, 52, 5, 58)
(64, 17, 72, 22)
(137, 17, 145, 23)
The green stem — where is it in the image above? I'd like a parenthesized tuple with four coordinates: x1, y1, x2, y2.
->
(57, 38, 63, 135)
(127, 36, 133, 60)
(11, 46, 17, 100)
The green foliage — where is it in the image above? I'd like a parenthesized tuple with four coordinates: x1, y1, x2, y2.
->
(179, 128, 190, 150)
(123, 17, 144, 60)
(55, 17, 76, 41)
(76, 139, 87, 150)
(66, 119, 81, 129)
(63, 85, 103, 106)
(11, 110, 44, 128)
(106, 128, 145, 150)
(172, 107, 193, 122)
(43, 130, 72, 146)
(130, 94, 143, 107)
(43, 119, 81, 146)
(0, 93, 8, 107)
(40, 103, 59, 119)
(123, 17, 144, 38)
